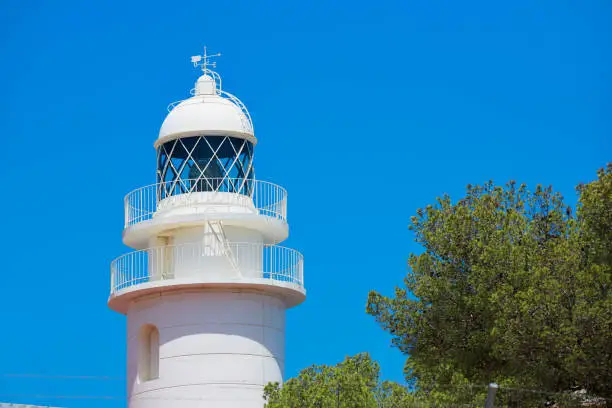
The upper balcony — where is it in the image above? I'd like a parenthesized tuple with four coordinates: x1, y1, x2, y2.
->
(123, 178, 288, 248)
(108, 241, 305, 313)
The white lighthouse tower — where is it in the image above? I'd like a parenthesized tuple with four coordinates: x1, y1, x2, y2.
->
(108, 48, 305, 408)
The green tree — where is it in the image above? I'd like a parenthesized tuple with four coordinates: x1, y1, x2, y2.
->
(572, 164, 612, 396)
(366, 165, 612, 402)
(264, 353, 420, 408)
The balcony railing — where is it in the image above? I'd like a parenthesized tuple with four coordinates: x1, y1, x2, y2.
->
(110, 242, 304, 294)
(124, 178, 287, 228)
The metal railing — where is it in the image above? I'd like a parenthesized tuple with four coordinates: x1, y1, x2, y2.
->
(220, 90, 254, 134)
(124, 178, 287, 228)
(110, 242, 304, 294)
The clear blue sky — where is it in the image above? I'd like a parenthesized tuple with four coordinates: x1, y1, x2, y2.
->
(0, 0, 609, 405)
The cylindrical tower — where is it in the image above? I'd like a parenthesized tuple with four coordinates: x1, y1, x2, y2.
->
(108, 48, 305, 408)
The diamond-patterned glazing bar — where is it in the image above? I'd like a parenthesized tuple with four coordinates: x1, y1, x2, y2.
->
(157, 136, 254, 200)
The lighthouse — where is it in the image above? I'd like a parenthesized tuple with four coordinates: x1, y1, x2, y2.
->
(108, 48, 305, 408)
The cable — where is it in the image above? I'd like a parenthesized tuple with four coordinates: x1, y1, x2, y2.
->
(0, 393, 122, 400)
(0, 374, 123, 380)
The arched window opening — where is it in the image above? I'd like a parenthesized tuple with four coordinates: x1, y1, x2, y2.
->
(139, 324, 159, 382)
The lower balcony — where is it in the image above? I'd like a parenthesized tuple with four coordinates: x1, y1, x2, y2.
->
(108, 242, 305, 313)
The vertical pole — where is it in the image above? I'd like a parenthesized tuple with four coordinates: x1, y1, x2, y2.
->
(485, 383, 498, 408)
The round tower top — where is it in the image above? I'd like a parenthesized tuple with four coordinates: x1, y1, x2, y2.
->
(155, 48, 255, 148)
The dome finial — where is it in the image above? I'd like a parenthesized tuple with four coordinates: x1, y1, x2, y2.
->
(191, 46, 221, 76)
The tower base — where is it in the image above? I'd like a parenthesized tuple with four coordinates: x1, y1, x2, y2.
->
(126, 289, 286, 408)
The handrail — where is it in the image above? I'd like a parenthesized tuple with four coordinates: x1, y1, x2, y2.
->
(220, 90, 254, 134)
(124, 178, 287, 228)
(110, 241, 304, 294)
(167, 100, 183, 111)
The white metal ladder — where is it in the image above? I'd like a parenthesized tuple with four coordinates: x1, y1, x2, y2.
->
(205, 220, 241, 274)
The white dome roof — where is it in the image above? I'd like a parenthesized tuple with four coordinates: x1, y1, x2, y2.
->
(155, 75, 256, 148)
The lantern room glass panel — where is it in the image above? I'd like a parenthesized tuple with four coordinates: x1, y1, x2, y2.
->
(157, 135, 254, 199)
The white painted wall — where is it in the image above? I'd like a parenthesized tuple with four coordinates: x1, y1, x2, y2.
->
(126, 290, 286, 408)
(155, 192, 258, 219)
(147, 225, 265, 282)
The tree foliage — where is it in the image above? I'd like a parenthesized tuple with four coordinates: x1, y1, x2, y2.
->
(366, 165, 612, 401)
(263, 353, 423, 408)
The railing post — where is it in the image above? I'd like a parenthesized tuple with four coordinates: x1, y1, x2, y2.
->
(484, 383, 498, 408)
(124, 196, 128, 228)
(110, 264, 115, 293)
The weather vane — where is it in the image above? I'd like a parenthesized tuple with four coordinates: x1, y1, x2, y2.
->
(191, 46, 221, 75)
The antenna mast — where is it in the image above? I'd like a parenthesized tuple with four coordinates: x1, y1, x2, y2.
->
(191, 46, 221, 76)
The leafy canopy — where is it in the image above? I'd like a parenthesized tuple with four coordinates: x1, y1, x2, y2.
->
(263, 353, 422, 408)
(366, 165, 612, 400)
